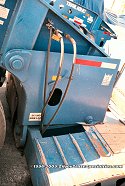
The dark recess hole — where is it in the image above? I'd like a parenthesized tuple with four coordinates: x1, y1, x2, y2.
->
(95, 183, 101, 186)
(68, 9, 72, 14)
(116, 178, 125, 186)
(48, 88, 62, 106)
(50, 1, 54, 6)
(42, 125, 85, 137)
(99, 41, 104, 47)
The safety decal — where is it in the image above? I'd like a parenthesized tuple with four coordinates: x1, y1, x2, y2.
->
(87, 16, 93, 23)
(75, 59, 117, 69)
(0, 0, 6, 5)
(52, 75, 62, 81)
(101, 74, 113, 86)
(66, 1, 86, 14)
(74, 16, 83, 25)
(29, 113, 41, 121)
(69, 17, 87, 27)
(0, 6, 9, 19)
(52, 34, 60, 42)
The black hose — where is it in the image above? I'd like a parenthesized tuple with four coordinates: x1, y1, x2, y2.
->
(42, 35, 77, 134)
(43, 27, 53, 106)
(41, 31, 64, 130)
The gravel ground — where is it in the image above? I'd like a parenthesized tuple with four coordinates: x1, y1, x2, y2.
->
(0, 87, 32, 186)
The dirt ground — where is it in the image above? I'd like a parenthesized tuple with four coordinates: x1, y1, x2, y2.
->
(0, 87, 32, 186)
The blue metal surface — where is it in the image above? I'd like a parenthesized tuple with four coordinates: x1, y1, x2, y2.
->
(0, 0, 17, 51)
(44, 0, 116, 46)
(25, 126, 110, 185)
(83, 0, 104, 20)
(0, 0, 17, 86)
(1, 0, 109, 56)
(73, 0, 104, 20)
(42, 53, 119, 125)
(2, 50, 119, 127)
(0, 0, 120, 145)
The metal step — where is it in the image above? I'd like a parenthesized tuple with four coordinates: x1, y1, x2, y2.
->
(24, 125, 125, 186)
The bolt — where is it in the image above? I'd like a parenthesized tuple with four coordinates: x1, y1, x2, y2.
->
(85, 116, 94, 124)
(9, 55, 24, 71)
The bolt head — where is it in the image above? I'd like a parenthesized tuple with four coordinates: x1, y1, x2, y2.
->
(9, 55, 24, 71)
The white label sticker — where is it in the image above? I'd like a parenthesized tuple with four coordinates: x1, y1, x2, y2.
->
(0, 19, 4, 25)
(29, 113, 41, 121)
(101, 74, 113, 86)
(87, 16, 93, 23)
(101, 62, 117, 69)
(74, 16, 83, 25)
(0, 6, 9, 19)
(66, 1, 86, 13)
(0, 0, 6, 5)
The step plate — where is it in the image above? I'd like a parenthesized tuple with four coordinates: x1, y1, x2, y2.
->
(25, 125, 125, 186)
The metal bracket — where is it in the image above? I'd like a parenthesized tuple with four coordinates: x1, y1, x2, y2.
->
(2, 49, 32, 82)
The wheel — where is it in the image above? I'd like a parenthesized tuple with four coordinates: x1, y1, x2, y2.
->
(0, 101, 6, 149)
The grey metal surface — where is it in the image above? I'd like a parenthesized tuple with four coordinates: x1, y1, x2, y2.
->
(0, 87, 32, 186)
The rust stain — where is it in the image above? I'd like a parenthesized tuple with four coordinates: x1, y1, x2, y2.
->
(84, 126, 109, 157)
(86, 130, 107, 157)
(36, 139, 49, 174)
(69, 134, 87, 162)
(88, 132, 107, 157)
(91, 137, 107, 157)
(85, 143, 90, 151)
(53, 136, 68, 165)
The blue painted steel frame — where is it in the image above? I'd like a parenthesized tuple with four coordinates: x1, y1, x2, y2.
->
(25, 126, 110, 186)
(0, 0, 109, 56)
(43, 0, 116, 46)
(0, 1, 122, 185)
(0, 0, 120, 146)
(2, 49, 119, 124)
(0, 0, 17, 50)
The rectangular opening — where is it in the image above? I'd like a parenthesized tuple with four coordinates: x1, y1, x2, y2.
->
(41, 124, 85, 137)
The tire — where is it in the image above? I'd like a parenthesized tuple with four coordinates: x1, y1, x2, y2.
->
(0, 100, 6, 149)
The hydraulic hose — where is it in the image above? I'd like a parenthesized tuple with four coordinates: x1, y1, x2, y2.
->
(41, 31, 64, 125)
(43, 27, 53, 105)
(42, 35, 77, 134)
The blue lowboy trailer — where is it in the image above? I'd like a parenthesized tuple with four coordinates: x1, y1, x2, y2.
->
(0, 0, 125, 185)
